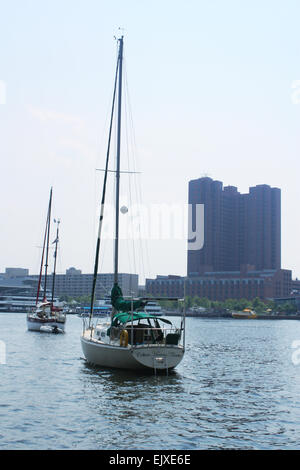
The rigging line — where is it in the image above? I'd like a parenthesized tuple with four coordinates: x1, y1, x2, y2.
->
(124, 65, 149, 280)
(123, 61, 141, 275)
(94, 50, 121, 230)
(92, 40, 121, 269)
(98, 196, 110, 275)
(132, 167, 151, 281)
(125, 229, 133, 277)
(125, 81, 149, 281)
(112, 91, 117, 276)
(51, 220, 60, 306)
(99, 233, 107, 274)
(56, 241, 62, 277)
(43, 188, 53, 302)
(36, 193, 51, 305)
(123, 60, 137, 277)
(96, 169, 141, 174)
(89, 50, 120, 327)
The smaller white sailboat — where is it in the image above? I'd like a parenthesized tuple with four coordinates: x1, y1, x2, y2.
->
(27, 188, 66, 333)
(144, 301, 163, 316)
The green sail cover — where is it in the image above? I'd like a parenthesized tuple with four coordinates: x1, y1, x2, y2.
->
(107, 311, 172, 337)
(111, 283, 146, 313)
(111, 311, 172, 327)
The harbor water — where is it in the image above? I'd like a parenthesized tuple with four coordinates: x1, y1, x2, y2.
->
(1, 312, 300, 449)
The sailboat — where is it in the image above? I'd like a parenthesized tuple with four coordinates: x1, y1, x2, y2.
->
(27, 188, 66, 333)
(80, 36, 185, 371)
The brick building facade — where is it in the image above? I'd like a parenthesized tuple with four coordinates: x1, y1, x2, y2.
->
(146, 269, 292, 302)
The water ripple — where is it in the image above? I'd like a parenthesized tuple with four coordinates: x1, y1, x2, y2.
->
(1, 314, 300, 449)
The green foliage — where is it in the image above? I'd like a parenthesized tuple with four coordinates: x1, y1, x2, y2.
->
(158, 299, 179, 310)
(59, 294, 76, 303)
(158, 295, 264, 313)
(59, 294, 91, 305)
(210, 300, 224, 310)
(197, 297, 210, 308)
(252, 297, 266, 313)
(73, 294, 92, 305)
(59, 292, 299, 315)
(277, 302, 297, 314)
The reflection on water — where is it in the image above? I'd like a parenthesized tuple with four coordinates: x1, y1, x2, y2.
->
(1, 314, 300, 449)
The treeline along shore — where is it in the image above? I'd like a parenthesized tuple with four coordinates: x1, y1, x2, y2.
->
(158, 295, 300, 319)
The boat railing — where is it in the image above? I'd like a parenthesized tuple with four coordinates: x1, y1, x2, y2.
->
(82, 317, 88, 334)
(120, 325, 183, 347)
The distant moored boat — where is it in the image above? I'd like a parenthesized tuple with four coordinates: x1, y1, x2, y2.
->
(27, 188, 66, 333)
(232, 308, 257, 319)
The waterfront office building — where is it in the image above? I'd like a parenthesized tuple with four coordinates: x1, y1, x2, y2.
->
(29, 268, 139, 299)
(146, 269, 292, 302)
(0, 270, 39, 312)
(0, 267, 139, 310)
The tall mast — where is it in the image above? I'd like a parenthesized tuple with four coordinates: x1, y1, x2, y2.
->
(114, 35, 123, 285)
(36, 194, 50, 305)
(51, 219, 60, 307)
(43, 187, 53, 301)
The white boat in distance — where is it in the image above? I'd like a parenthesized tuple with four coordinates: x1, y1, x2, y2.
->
(80, 36, 186, 372)
(27, 189, 66, 333)
(144, 301, 163, 316)
(80, 299, 112, 317)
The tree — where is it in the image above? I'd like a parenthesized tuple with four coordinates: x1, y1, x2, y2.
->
(211, 300, 224, 311)
(59, 294, 74, 303)
(193, 296, 201, 307)
(283, 302, 297, 314)
(252, 297, 266, 313)
(234, 298, 250, 311)
(185, 296, 193, 309)
(224, 298, 236, 310)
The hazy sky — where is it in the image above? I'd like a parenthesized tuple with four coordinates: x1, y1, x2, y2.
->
(1, 0, 300, 283)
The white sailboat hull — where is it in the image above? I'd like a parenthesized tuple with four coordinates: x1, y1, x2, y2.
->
(80, 332, 184, 371)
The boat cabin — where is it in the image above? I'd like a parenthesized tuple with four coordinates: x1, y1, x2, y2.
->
(107, 312, 181, 347)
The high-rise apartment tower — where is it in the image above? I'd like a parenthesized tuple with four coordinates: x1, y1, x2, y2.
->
(187, 177, 281, 276)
